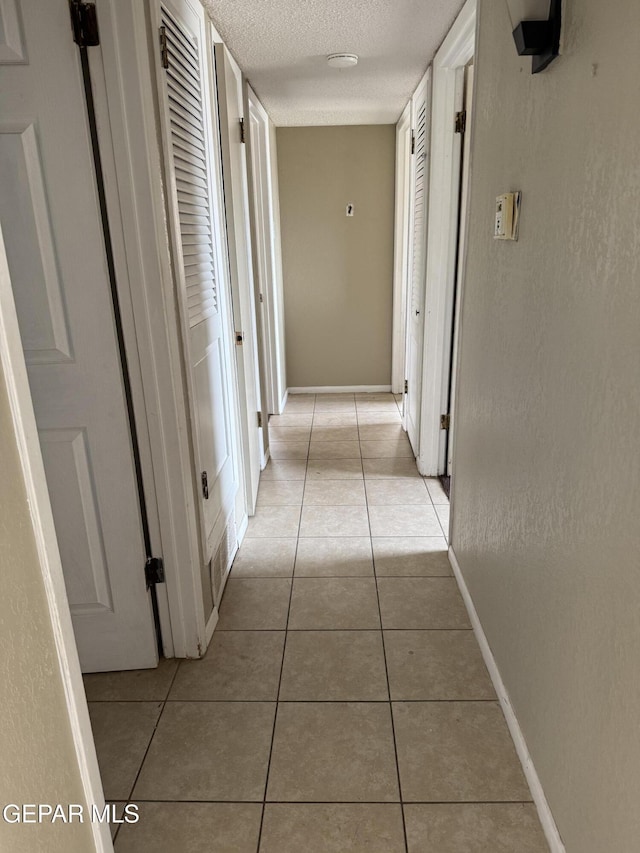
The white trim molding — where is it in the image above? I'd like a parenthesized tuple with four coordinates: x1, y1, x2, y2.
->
(448, 547, 566, 853)
(288, 385, 393, 394)
(418, 0, 477, 476)
(94, 0, 211, 658)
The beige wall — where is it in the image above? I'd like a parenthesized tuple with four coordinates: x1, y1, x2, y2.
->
(0, 372, 94, 852)
(277, 125, 395, 388)
(452, 2, 640, 851)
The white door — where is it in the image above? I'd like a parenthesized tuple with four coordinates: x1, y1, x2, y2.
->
(446, 62, 474, 476)
(215, 44, 263, 513)
(248, 90, 278, 416)
(0, 0, 157, 671)
(151, 0, 239, 564)
(404, 70, 432, 455)
(392, 102, 412, 398)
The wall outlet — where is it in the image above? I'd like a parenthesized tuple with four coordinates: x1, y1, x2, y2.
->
(346, 203, 354, 217)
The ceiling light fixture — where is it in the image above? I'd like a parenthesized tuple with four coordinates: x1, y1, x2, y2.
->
(326, 53, 359, 69)
(505, 0, 562, 74)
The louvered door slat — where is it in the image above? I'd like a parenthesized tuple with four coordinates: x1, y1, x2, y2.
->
(411, 94, 429, 316)
(162, 13, 199, 62)
(168, 97, 206, 138)
(162, 8, 218, 328)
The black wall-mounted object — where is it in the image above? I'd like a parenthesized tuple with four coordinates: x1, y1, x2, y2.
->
(512, 0, 562, 74)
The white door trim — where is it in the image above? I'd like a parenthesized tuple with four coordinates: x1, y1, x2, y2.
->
(0, 225, 112, 852)
(391, 100, 412, 397)
(92, 0, 214, 658)
(417, 0, 477, 476)
(247, 86, 287, 415)
(215, 43, 264, 513)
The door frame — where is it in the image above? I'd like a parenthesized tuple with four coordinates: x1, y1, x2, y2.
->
(89, 0, 242, 657)
(391, 100, 412, 397)
(0, 225, 111, 851)
(417, 0, 477, 476)
(215, 43, 266, 513)
(446, 61, 474, 478)
(246, 85, 287, 415)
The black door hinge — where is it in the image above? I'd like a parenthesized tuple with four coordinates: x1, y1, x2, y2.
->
(454, 110, 466, 134)
(404, 379, 408, 394)
(69, 0, 100, 47)
(257, 411, 263, 428)
(201, 470, 209, 500)
(440, 413, 451, 430)
(239, 117, 246, 143)
(145, 556, 165, 588)
(411, 131, 415, 155)
(159, 25, 169, 69)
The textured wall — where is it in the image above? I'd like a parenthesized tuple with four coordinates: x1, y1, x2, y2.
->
(0, 372, 94, 852)
(277, 125, 395, 388)
(452, 1, 640, 851)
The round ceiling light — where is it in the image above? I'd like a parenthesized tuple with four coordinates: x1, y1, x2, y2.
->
(326, 53, 359, 69)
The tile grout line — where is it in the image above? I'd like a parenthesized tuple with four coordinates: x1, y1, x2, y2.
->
(110, 662, 183, 845)
(358, 403, 410, 853)
(90, 697, 497, 704)
(115, 798, 534, 805)
(255, 394, 314, 852)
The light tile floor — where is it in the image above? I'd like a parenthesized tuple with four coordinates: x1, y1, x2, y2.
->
(84, 393, 549, 852)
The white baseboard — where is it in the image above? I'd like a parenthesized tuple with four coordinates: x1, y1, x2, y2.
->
(448, 547, 565, 853)
(204, 606, 218, 648)
(236, 510, 248, 548)
(278, 388, 289, 413)
(288, 384, 392, 394)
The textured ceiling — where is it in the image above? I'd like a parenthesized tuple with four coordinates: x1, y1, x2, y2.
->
(202, 0, 464, 126)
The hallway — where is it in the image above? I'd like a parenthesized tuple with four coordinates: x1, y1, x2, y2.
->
(84, 393, 548, 851)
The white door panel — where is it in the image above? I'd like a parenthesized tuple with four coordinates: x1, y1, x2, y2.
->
(215, 43, 263, 513)
(0, 0, 157, 671)
(151, 0, 238, 565)
(405, 70, 431, 455)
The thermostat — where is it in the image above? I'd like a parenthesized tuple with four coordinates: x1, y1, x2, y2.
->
(494, 191, 521, 240)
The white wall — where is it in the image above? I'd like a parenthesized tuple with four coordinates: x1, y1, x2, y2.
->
(0, 370, 96, 853)
(452, 1, 640, 851)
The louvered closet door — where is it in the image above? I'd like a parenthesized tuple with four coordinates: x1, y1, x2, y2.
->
(153, 0, 238, 563)
(405, 70, 431, 456)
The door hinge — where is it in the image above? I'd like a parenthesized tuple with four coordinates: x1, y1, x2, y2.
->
(235, 331, 244, 345)
(259, 293, 264, 303)
(257, 411, 263, 428)
(201, 470, 209, 500)
(454, 110, 466, 134)
(69, 0, 100, 47)
(411, 131, 415, 155)
(159, 25, 169, 69)
(145, 556, 165, 588)
(239, 117, 246, 143)
(440, 413, 451, 430)
(404, 379, 408, 394)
